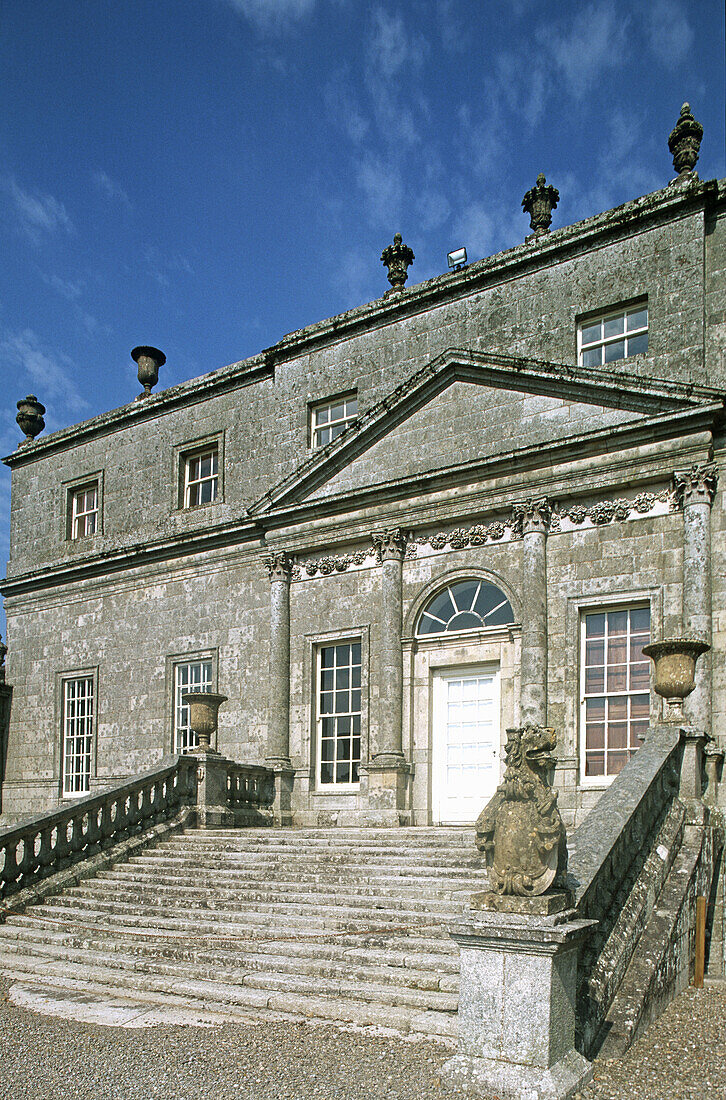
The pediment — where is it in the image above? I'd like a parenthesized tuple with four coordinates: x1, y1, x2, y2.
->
(249, 349, 722, 516)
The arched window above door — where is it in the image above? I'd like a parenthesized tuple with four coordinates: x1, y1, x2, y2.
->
(416, 579, 514, 636)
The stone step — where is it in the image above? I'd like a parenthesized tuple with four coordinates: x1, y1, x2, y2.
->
(0, 938, 458, 1011)
(0, 956, 459, 1042)
(0, 915, 458, 961)
(166, 827, 475, 846)
(130, 850, 485, 871)
(95, 866, 488, 895)
(15, 900, 452, 940)
(0, 924, 459, 990)
(44, 888, 463, 924)
(69, 878, 472, 912)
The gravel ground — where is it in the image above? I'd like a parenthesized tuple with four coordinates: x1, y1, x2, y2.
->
(0, 977, 724, 1100)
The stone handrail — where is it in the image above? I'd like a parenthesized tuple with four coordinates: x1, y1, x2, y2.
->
(568, 725, 684, 1053)
(0, 756, 198, 902)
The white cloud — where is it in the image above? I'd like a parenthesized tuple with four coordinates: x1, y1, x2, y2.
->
(537, 1, 629, 100)
(143, 246, 195, 288)
(356, 151, 404, 229)
(42, 273, 84, 301)
(0, 330, 89, 416)
(223, 0, 317, 32)
(641, 0, 694, 65)
(4, 179, 73, 243)
(93, 170, 133, 212)
(366, 7, 427, 81)
(324, 70, 370, 145)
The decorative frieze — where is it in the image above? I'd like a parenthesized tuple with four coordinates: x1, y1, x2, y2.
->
(549, 488, 676, 532)
(290, 485, 679, 579)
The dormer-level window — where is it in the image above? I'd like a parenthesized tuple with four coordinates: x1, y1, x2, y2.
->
(70, 483, 98, 539)
(578, 303, 648, 367)
(311, 393, 358, 449)
(184, 446, 218, 508)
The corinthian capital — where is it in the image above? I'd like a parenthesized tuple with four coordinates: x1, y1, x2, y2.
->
(674, 464, 718, 508)
(511, 497, 552, 536)
(264, 550, 295, 581)
(372, 528, 407, 561)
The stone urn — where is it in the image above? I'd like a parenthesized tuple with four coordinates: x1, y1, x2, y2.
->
(131, 346, 166, 399)
(642, 636, 710, 721)
(521, 173, 559, 238)
(668, 103, 703, 179)
(181, 691, 228, 753)
(16, 395, 46, 445)
(380, 233, 414, 296)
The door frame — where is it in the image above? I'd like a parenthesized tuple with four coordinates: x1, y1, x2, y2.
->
(431, 662, 501, 825)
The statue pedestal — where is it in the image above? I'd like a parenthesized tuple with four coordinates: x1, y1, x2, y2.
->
(441, 905, 595, 1100)
(190, 751, 234, 828)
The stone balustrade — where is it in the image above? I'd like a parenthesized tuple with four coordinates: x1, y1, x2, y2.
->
(0, 754, 275, 904)
(227, 762, 276, 824)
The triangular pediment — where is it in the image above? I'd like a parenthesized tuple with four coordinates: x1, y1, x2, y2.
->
(249, 349, 722, 516)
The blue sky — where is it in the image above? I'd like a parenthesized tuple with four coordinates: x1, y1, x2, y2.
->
(0, 0, 724, 639)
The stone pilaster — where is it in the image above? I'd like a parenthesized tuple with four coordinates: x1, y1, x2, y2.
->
(264, 550, 295, 825)
(512, 498, 551, 726)
(675, 464, 717, 731)
(371, 528, 407, 763)
(362, 528, 410, 825)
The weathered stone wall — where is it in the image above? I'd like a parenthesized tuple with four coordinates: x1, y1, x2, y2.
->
(1, 180, 725, 821)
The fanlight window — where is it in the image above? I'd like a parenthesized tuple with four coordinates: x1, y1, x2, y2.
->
(417, 580, 514, 636)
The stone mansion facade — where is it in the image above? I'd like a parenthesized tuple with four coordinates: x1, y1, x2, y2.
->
(2, 115, 725, 828)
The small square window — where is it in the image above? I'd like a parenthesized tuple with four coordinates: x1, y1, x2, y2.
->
(70, 482, 98, 539)
(183, 446, 218, 508)
(578, 303, 648, 368)
(311, 393, 358, 449)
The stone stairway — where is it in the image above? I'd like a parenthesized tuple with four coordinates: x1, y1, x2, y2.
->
(0, 827, 489, 1042)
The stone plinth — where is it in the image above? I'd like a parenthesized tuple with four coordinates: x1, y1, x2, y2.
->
(441, 908, 595, 1100)
(190, 752, 234, 828)
(358, 759, 411, 826)
(266, 760, 295, 827)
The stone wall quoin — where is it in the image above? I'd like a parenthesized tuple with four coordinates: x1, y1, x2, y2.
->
(674, 463, 718, 732)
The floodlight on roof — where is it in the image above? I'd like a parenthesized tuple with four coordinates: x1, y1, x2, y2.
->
(447, 247, 467, 271)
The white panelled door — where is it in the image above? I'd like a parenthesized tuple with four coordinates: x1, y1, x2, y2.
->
(432, 667, 500, 824)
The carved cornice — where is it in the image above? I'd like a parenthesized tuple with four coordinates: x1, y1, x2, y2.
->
(673, 463, 718, 507)
(371, 528, 408, 561)
(264, 550, 295, 581)
(511, 497, 552, 537)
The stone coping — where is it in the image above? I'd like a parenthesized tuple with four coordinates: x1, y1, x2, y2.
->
(569, 724, 682, 909)
(4, 175, 723, 469)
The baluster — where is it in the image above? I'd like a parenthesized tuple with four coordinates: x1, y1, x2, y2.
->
(1, 840, 18, 897)
(38, 824, 55, 878)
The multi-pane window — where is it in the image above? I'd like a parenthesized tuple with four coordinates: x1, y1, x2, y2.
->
(184, 447, 218, 508)
(417, 580, 514, 636)
(62, 677, 94, 796)
(70, 483, 98, 539)
(581, 606, 651, 781)
(174, 660, 213, 753)
(311, 394, 358, 449)
(578, 304, 648, 367)
(318, 642, 362, 785)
